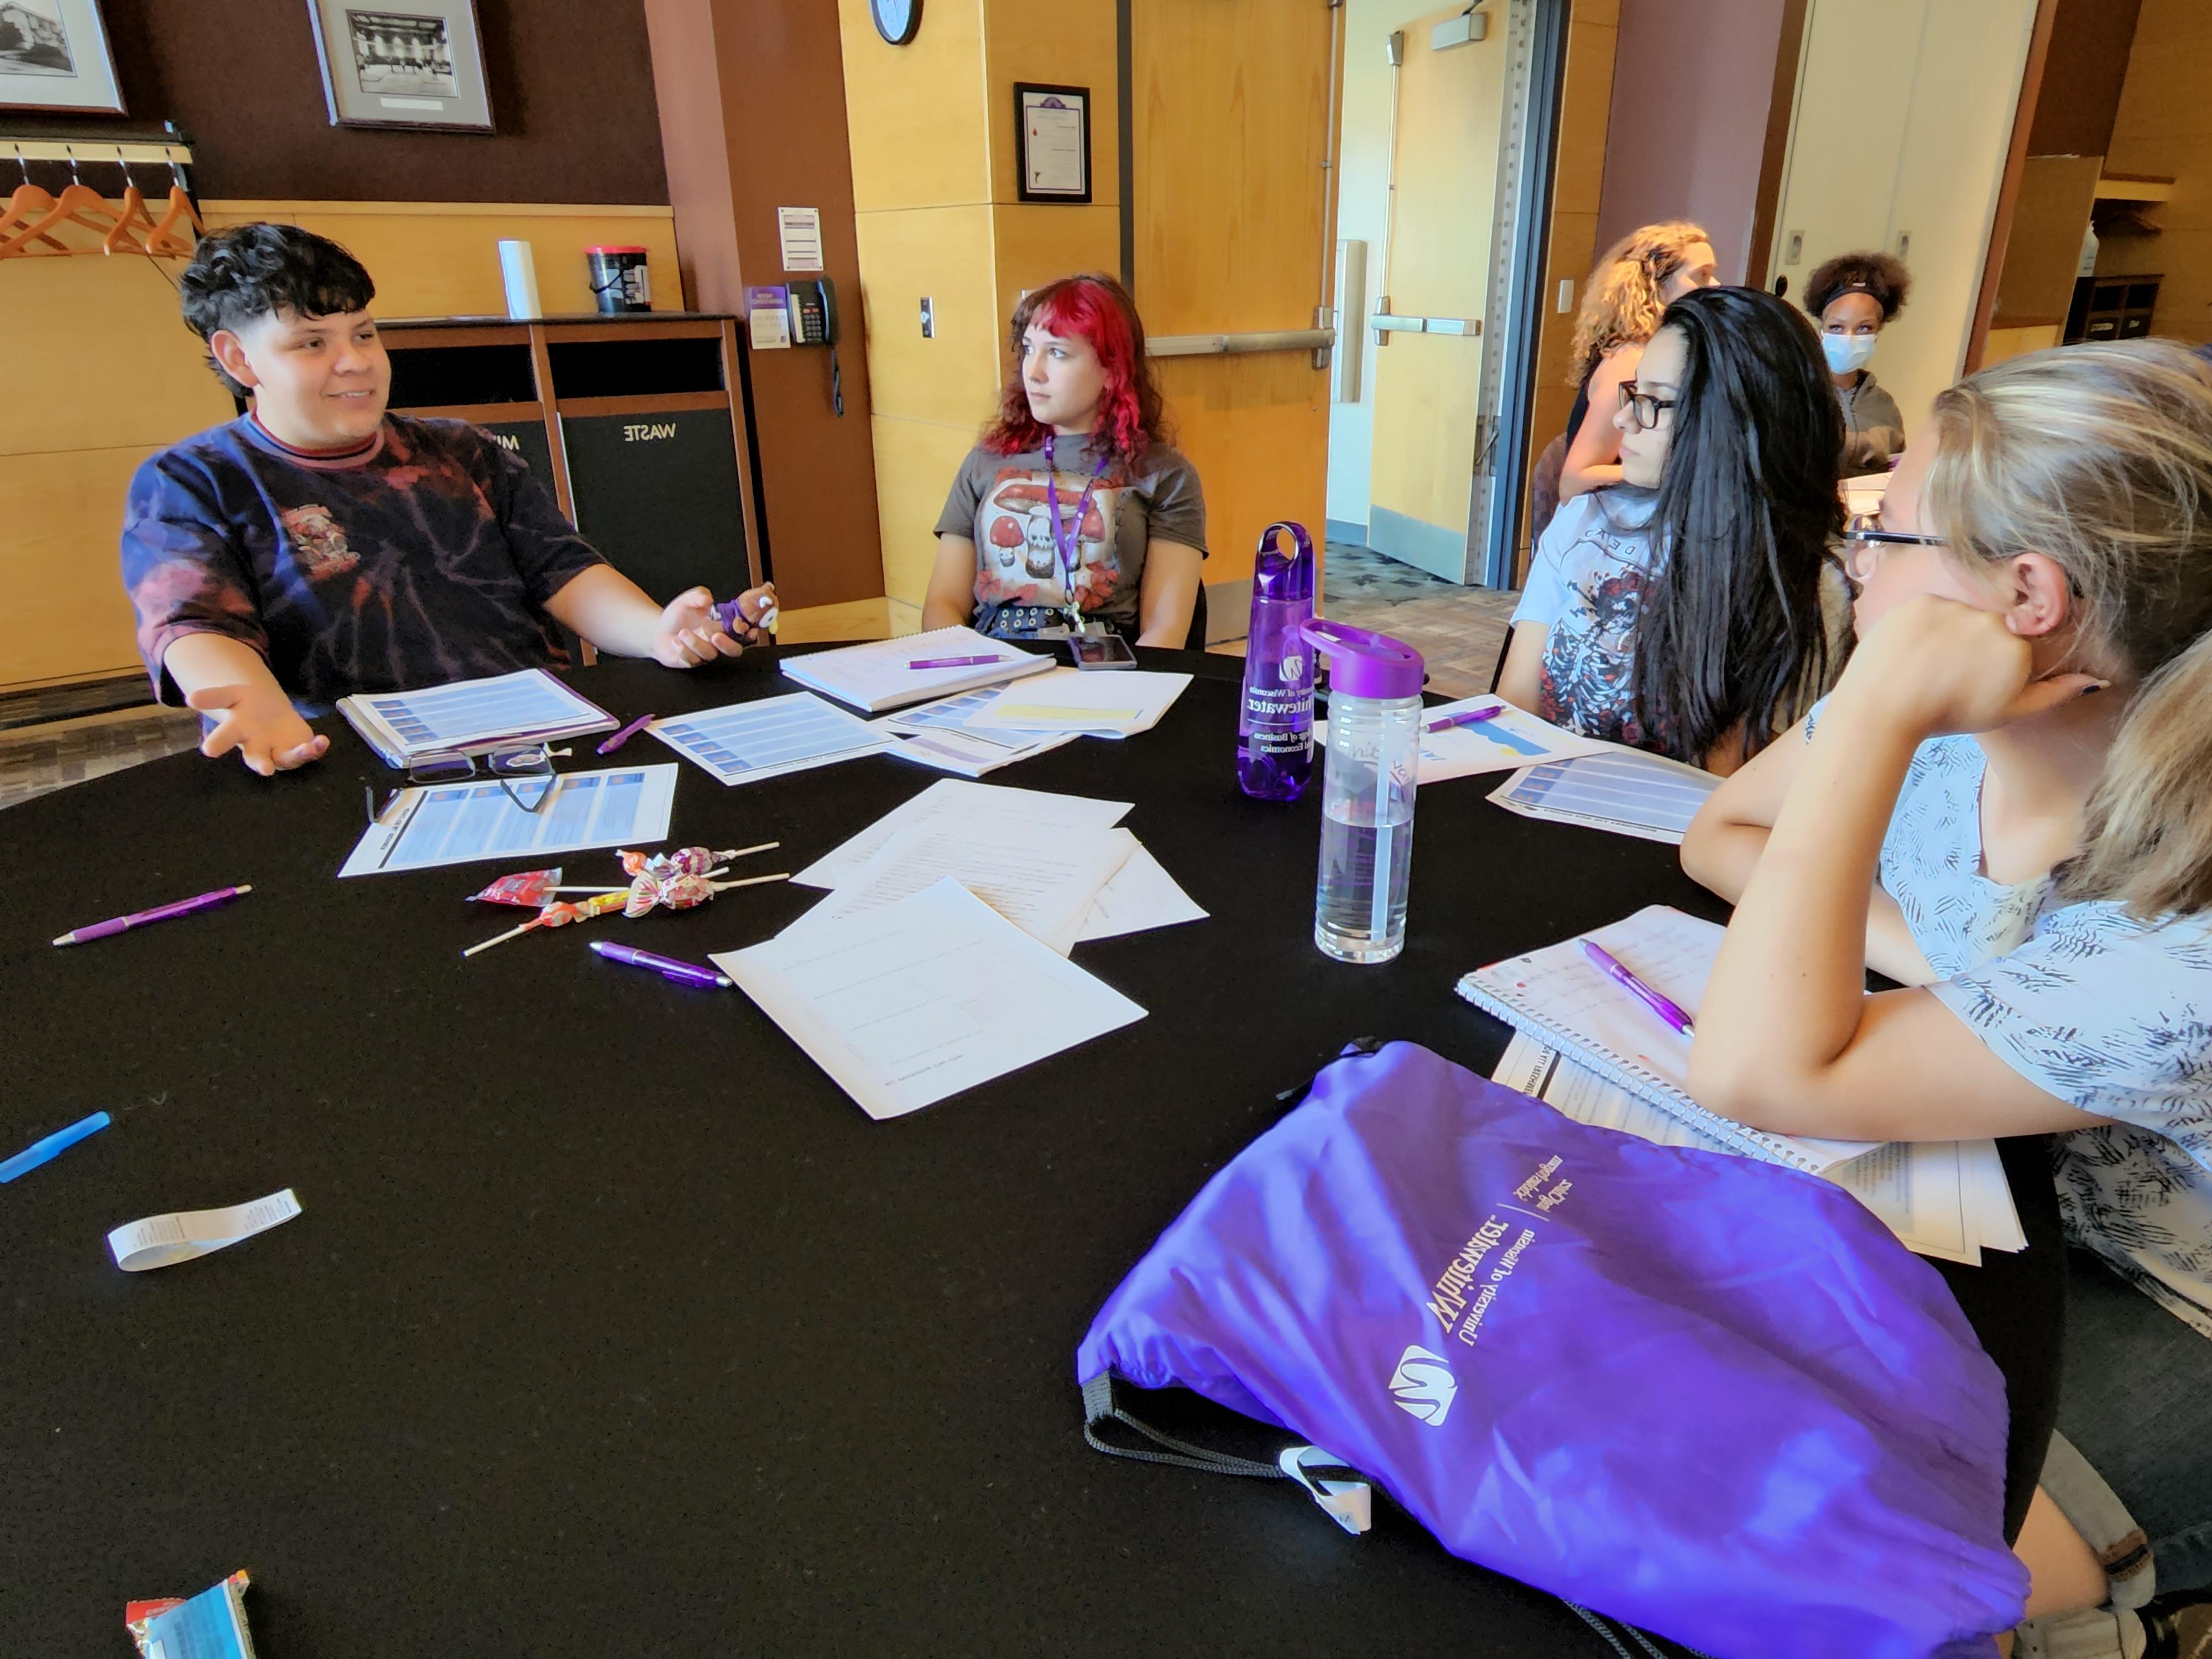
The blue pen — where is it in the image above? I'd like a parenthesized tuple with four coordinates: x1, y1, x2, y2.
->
(1, 1110, 111, 1185)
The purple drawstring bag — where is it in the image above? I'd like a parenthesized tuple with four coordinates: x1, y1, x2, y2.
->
(1077, 1042, 2029, 1657)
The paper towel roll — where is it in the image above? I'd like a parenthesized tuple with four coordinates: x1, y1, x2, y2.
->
(498, 239, 542, 320)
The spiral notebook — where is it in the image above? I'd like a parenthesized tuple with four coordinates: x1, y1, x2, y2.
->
(1455, 905, 1879, 1175)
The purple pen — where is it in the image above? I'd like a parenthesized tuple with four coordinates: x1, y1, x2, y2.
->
(908, 654, 1002, 670)
(1424, 703, 1507, 734)
(1580, 939, 1697, 1037)
(596, 712, 656, 755)
(591, 940, 732, 989)
(53, 884, 252, 948)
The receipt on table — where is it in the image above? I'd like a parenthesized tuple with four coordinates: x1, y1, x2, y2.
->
(108, 1189, 302, 1272)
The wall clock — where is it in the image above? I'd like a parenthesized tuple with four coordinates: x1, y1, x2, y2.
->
(872, 0, 921, 46)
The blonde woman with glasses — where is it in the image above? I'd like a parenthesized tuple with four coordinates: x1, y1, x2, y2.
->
(1682, 340, 2212, 1656)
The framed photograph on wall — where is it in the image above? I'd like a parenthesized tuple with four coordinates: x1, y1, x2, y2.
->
(0, 0, 125, 114)
(306, 0, 493, 132)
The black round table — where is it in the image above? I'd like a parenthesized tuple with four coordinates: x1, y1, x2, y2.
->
(1, 646, 2062, 1656)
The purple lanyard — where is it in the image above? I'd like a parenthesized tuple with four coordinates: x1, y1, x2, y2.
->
(1042, 434, 1110, 620)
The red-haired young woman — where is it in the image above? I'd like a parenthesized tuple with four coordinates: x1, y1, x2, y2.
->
(925, 273, 1206, 646)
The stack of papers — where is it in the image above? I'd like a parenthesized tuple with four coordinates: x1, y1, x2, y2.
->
(338, 669, 617, 766)
(790, 779, 1206, 949)
(1489, 744, 1721, 844)
(1494, 1035, 2026, 1265)
(1319, 695, 1612, 785)
(779, 627, 1053, 713)
(966, 667, 1193, 738)
(714, 879, 1148, 1120)
(650, 692, 894, 786)
(873, 687, 1074, 778)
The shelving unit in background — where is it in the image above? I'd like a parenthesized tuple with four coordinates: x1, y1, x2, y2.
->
(381, 313, 765, 607)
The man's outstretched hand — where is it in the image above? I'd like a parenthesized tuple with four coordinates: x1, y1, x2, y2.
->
(185, 682, 330, 776)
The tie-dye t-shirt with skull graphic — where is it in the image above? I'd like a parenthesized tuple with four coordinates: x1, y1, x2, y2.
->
(935, 433, 1206, 640)
(122, 414, 607, 713)
(1507, 487, 1670, 750)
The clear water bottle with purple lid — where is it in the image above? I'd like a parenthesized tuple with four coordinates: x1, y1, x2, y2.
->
(1302, 619, 1425, 964)
(1236, 521, 1317, 801)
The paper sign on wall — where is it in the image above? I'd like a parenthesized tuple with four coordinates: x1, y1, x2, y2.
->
(776, 207, 825, 272)
(748, 284, 792, 349)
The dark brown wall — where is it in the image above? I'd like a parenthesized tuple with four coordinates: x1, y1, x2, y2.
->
(30, 0, 667, 203)
(1595, 0, 1792, 285)
(2025, 0, 2142, 156)
(645, 0, 883, 608)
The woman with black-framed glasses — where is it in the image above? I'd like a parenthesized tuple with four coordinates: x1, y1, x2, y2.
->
(1497, 285, 1849, 775)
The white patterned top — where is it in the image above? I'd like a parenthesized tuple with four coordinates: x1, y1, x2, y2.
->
(1813, 708, 2212, 1336)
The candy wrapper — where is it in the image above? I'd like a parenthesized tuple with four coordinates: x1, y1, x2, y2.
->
(127, 1569, 254, 1657)
(469, 868, 623, 907)
(463, 890, 628, 958)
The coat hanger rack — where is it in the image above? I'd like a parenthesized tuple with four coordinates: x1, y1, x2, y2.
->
(0, 131, 201, 262)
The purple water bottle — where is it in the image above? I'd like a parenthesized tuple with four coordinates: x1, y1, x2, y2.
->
(1237, 521, 1317, 801)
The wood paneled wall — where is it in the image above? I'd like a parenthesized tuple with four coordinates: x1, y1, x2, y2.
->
(0, 201, 679, 693)
(838, 0, 1121, 622)
(1523, 0, 1623, 580)
(2100, 0, 2212, 347)
(645, 0, 886, 611)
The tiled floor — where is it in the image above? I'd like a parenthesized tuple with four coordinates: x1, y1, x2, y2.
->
(1315, 541, 1518, 700)
(1, 546, 1517, 811)
(0, 705, 205, 812)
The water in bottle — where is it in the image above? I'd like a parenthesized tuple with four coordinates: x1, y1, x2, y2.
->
(1236, 521, 1316, 801)
(1302, 619, 1425, 964)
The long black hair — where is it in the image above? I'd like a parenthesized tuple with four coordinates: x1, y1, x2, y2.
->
(1629, 285, 1843, 764)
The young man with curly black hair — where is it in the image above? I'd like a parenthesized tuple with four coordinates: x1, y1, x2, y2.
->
(120, 223, 773, 775)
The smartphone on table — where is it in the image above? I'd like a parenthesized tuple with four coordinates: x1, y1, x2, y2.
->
(1068, 634, 1137, 671)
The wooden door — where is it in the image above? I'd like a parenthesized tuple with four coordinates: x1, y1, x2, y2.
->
(1130, 0, 1337, 622)
(1366, 7, 1508, 583)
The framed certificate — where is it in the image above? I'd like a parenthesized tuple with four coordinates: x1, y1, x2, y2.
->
(1014, 82, 1091, 205)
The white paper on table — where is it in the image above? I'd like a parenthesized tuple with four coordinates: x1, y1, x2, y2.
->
(1495, 1035, 1994, 1265)
(1487, 746, 1721, 845)
(1317, 696, 1612, 784)
(793, 779, 1133, 889)
(881, 726, 1076, 778)
(778, 628, 1051, 714)
(967, 667, 1192, 735)
(649, 693, 894, 786)
(1077, 846, 1208, 942)
(785, 822, 1135, 955)
(340, 763, 678, 877)
(714, 878, 1147, 1120)
(108, 1188, 302, 1271)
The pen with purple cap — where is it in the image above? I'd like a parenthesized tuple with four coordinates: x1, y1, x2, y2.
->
(596, 712, 656, 754)
(1580, 939, 1696, 1037)
(591, 940, 732, 989)
(908, 654, 1002, 670)
(53, 885, 252, 948)
(1423, 702, 1506, 734)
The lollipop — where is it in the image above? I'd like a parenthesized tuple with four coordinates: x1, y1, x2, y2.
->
(468, 867, 623, 907)
(618, 842, 778, 879)
(622, 865, 791, 919)
(462, 890, 626, 958)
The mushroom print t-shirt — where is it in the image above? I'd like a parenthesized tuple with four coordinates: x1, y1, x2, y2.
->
(935, 433, 1206, 640)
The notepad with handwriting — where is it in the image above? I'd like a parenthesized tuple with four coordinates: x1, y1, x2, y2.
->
(1456, 905, 1878, 1175)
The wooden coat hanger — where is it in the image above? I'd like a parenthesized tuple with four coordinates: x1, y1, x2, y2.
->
(102, 160, 159, 255)
(0, 145, 66, 253)
(141, 155, 202, 258)
(0, 147, 114, 258)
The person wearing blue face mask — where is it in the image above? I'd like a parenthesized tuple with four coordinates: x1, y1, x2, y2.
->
(1804, 251, 1912, 472)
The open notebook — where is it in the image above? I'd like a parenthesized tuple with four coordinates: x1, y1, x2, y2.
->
(1455, 905, 1879, 1175)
